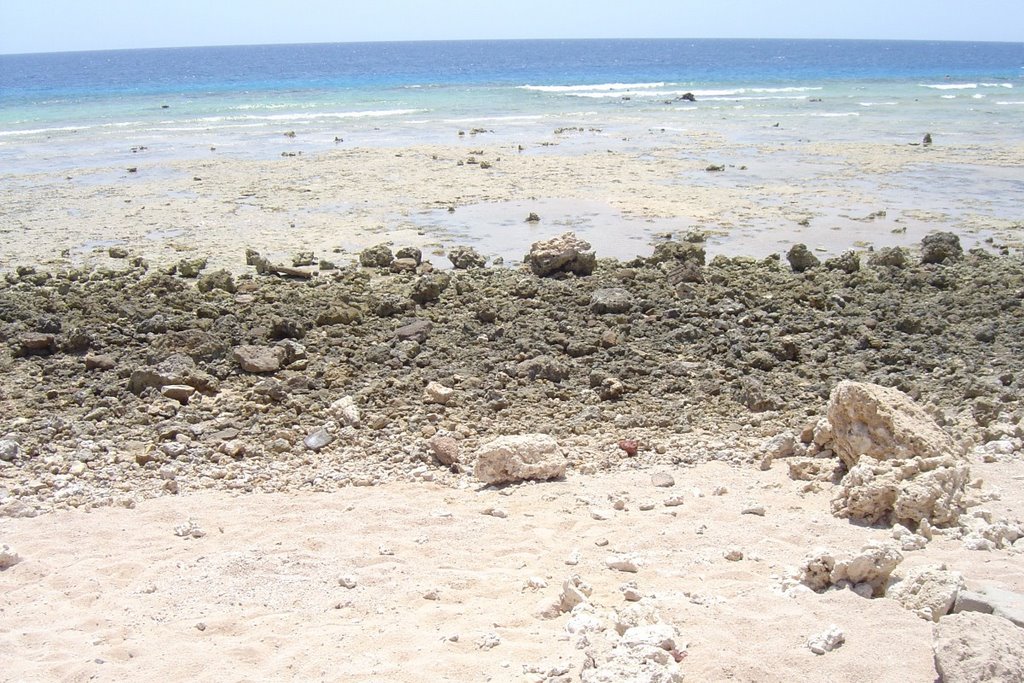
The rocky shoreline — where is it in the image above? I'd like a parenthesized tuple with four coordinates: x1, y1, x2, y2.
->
(1, 230, 1021, 518)
(4, 230, 1024, 682)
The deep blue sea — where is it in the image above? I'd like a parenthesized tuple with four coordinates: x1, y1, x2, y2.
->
(1, 39, 1023, 170)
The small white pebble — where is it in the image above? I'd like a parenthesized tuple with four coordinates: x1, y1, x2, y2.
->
(807, 625, 845, 655)
(0, 544, 23, 570)
(476, 632, 501, 650)
(741, 503, 766, 516)
(605, 554, 641, 573)
(173, 519, 205, 539)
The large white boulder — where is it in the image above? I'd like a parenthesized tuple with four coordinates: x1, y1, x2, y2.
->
(933, 612, 1024, 683)
(827, 381, 955, 469)
(831, 454, 969, 528)
(826, 381, 969, 528)
(473, 434, 566, 484)
(800, 542, 903, 597)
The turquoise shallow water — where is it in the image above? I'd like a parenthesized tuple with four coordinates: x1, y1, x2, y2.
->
(1, 39, 1022, 170)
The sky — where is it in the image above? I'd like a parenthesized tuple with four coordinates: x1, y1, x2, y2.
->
(1, 0, 1022, 54)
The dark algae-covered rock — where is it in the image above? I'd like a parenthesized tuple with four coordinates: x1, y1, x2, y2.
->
(0, 237, 1022, 514)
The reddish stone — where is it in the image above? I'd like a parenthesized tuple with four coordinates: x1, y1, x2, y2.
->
(618, 439, 639, 457)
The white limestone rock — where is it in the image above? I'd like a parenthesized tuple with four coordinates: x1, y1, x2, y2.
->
(329, 395, 361, 427)
(473, 434, 566, 485)
(759, 430, 796, 470)
(933, 612, 1024, 683)
(800, 542, 903, 597)
(0, 544, 23, 570)
(173, 518, 205, 539)
(565, 604, 605, 635)
(885, 565, 965, 622)
(582, 621, 685, 683)
(893, 525, 929, 551)
(807, 625, 845, 655)
(827, 380, 956, 469)
(834, 541, 904, 596)
(825, 382, 970, 529)
(560, 575, 593, 613)
(232, 345, 287, 373)
(527, 232, 597, 277)
(606, 554, 642, 573)
(959, 514, 1023, 551)
(476, 632, 501, 650)
(831, 454, 969, 528)
(423, 381, 454, 405)
(614, 602, 662, 636)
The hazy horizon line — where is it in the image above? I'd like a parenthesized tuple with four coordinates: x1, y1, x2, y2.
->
(5, 35, 1023, 58)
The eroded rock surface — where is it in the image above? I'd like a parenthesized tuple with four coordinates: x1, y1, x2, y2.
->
(827, 381, 956, 469)
(527, 232, 597, 277)
(473, 434, 566, 484)
(825, 381, 969, 528)
(933, 612, 1024, 683)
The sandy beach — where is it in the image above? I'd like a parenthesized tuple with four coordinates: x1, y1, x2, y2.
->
(4, 456, 1023, 682)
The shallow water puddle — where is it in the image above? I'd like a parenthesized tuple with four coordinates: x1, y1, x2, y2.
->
(405, 198, 680, 264)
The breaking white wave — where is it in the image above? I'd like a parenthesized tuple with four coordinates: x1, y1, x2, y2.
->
(701, 95, 809, 102)
(0, 121, 143, 137)
(443, 115, 546, 123)
(518, 84, 823, 99)
(519, 82, 667, 92)
(920, 82, 1014, 91)
(176, 109, 428, 123)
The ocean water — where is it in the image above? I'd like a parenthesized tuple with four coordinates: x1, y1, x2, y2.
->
(2, 39, 1023, 171)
